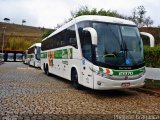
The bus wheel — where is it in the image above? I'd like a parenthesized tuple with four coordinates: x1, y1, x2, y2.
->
(71, 69, 81, 89)
(43, 63, 46, 72)
(45, 64, 50, 76)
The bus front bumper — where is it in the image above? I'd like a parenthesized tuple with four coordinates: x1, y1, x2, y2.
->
(93, 74, 145, 90)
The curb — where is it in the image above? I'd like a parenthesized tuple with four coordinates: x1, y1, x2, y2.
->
(132, 88, 160, 97)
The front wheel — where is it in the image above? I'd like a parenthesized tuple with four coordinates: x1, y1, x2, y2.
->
(45, 64, 50, 76)
(71, 69, 81, 89)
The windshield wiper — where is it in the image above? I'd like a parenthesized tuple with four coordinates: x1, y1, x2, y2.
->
(123, 41, 136, 65)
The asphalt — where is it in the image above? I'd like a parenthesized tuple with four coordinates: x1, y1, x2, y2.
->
(0, 62, 160, 119)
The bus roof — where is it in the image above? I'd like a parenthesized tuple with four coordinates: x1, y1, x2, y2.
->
(42, 15, 136, 41)
(28, 43, 41, 49)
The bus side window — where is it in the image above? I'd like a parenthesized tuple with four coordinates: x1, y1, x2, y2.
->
(61, 41, 65, 46)
(65, 25, 78, 48)
(81, 31, 92, 62)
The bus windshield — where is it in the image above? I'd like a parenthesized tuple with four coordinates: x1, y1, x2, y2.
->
(36, 47, 41, 60)
(92, 22, 144, 68)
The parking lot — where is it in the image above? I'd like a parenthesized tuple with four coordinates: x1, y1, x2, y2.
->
(0, 62, 160, 119)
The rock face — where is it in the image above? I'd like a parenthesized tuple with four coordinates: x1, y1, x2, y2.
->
(0, 62, 160, 119)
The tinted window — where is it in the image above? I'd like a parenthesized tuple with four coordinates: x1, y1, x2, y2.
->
(16, 53, 23, 61)
(36, 47, 41, 60)
(42, 25, 77, 50)
(65, 25, 77, 48)
(77, 21, 92, 61)
(81, 31, 92, 61)
(28, 47, 34, 54)
(7, 53, 14, 61)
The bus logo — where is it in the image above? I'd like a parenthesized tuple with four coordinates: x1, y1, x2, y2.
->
(119, 72, 133, 76)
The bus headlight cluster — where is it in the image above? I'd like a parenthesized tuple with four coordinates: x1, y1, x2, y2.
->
(89, 67, 111, 79)
(94, 70, 110, 79)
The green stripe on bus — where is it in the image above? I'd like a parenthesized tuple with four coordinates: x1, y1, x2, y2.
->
(41, 48, 73, 59)
(54, 48, 72, 59)
(112, 67, 145, 76)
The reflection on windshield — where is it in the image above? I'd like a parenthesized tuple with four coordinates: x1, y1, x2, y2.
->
(92, 22, 144, 67)
(120, 26, 143, 65)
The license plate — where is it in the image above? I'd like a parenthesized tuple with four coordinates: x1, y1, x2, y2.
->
(121, 82, 130, 88)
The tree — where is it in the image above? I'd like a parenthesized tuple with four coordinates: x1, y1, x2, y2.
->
(55, 6, 124, 29)
(137, 6, 146, 27)
(130, 8, 138, 25)
(4, 18, 10, 22)
(42, 29, 55, 39)
(71, 6, 123, 18)
(144, 16, 153, 27)
(130, 5, 153, 27)
(71, 6, 90, 18)
(7, 37, 32, 50)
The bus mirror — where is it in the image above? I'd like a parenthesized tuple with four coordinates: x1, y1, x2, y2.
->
(34, 47, 37, 54)
(140, 32, 155, 47)
(83, 27, 98, 46)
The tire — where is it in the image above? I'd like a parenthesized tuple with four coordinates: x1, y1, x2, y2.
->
(71, 69, 81, 89)
(45, 64, 50, 76)
(43, 64, 46, 72)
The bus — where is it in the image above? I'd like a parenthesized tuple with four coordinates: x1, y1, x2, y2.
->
(0, 53, 4, 62)
(28, 43, 41, 67)
(23, 50, 28, 64)
(41, 15, 146, 90)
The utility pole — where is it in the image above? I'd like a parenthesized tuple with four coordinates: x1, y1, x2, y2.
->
(2, 27, 6, 60)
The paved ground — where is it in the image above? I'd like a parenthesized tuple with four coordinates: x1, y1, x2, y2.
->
(146, 67, 160, 80)
(0, 62, 160, 120)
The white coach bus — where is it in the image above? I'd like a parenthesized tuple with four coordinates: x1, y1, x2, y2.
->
(28, 43, 41, 67)
(41, 15, 146, 90)
(23, 50, 28, 64)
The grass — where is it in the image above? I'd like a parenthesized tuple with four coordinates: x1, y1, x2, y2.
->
(0, 22, 52, 39)
(0, 22, 45, 36)
(0, 22, 53, 50)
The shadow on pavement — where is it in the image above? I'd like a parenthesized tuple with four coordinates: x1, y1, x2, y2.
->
(46, 72, 138, 98)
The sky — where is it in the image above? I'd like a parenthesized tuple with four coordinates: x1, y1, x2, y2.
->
(0, 0, 159, 28)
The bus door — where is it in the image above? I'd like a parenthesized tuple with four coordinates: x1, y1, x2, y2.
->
(81, 31, 94, 88)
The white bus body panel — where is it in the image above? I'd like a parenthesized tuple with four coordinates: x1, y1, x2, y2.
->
(28, 43, 41, 68)
(41, 15, 145, 90)
(29, 56, 41, 67)
(93, 72, 145, 90)
(41, 46, 82, 81)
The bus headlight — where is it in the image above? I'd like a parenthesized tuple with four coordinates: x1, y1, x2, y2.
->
(94, 70, 110, 79)
(89, 67, 111, 79)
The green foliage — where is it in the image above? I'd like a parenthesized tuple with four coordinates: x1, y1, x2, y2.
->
(7, 37, 32, 50)
(71, 6, 123, 18)
(144, 45, 160, 67)
(54, 6, 125, 29)
(42, 29, 54, 39)
(129, 5, 153, 27)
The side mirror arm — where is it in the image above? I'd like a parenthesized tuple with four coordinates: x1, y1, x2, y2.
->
(83, 27, 98, 46)
(140, 32, 155, 47)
